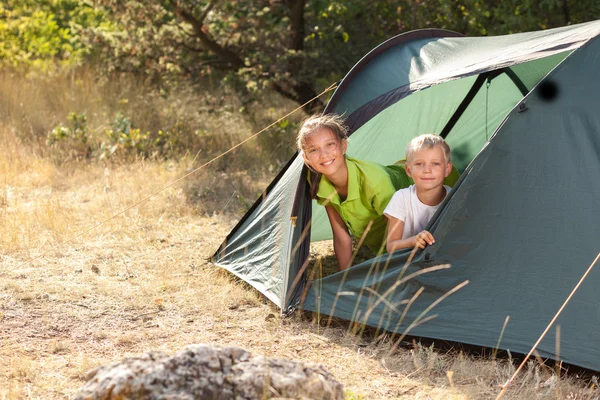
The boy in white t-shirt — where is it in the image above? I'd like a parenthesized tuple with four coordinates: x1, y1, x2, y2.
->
(384, 134, 453, 252)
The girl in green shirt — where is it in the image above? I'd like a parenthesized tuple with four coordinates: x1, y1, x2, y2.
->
(297, 114, 412, 271)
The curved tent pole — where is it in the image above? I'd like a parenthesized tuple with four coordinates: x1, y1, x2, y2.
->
(324, 28, 464, 116)
(503, 68, 529, 96)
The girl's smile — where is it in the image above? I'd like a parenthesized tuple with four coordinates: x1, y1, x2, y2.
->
(302, 128, 348, 178)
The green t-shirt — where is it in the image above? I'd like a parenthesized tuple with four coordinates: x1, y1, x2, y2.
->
(315, 156, 412, 253)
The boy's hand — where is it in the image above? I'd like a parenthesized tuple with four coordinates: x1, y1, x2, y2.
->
(414, 230, 435, 249)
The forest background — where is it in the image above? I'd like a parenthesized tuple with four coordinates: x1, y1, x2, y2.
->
(2, 0, 599, 173)
(1, 1, 600, 399)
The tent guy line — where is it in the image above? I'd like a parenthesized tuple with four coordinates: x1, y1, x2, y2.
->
(15, 82, 339, 269)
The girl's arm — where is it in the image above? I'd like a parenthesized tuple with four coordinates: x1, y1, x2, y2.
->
(386, 216, 436, 252)
(325, 205, 353, 270)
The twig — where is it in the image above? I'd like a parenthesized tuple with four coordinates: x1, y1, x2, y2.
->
(132, 310, 163, 321)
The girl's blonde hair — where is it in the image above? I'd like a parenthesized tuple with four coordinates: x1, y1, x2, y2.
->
(405, 134, 451, 163)
(296, 114, 348, 153)
(297, 114, 348, 199)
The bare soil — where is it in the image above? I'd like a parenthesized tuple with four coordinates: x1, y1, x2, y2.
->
(1, 160, 597, 400)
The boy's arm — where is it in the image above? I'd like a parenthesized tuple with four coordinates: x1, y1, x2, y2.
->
(386, 216, 435, 252)
(325, 205, 353, 271)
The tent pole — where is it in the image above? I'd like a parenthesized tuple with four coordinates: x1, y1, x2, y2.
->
(439, 67, 529, 139)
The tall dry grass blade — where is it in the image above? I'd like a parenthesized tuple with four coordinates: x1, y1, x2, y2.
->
(358, 257, 386, 337)
(356, 263, 450, 341)
(389, 279, 469, 354)
(492, 315, 510, 361)
(586, 381, 597, 400)
(555, 324, 561, 400)
(362, 287, 405, 315)
(287, 221, 314, 306)
(307, 256, 324, 329)
(298, 257, 317, 308)
(317, 257, 323, 331)
(289, 219, 312, 260)
(327, 220, 372, 327)
(389, 314, 439, 349)
(370, 252, 398, 337)
(388, 286, 426, 344)
(496, 252, 600, 400)
(361, 264, 451, 325)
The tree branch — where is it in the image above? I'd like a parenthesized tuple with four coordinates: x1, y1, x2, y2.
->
(199, 0, 216, 22)
(271, 81, 300, 104)
(168, 0, 244, 68)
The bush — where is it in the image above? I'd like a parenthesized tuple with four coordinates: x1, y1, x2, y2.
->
(47, 112, 91, 159)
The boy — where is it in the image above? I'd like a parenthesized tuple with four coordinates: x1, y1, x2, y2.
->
(384, 134, 453, 252)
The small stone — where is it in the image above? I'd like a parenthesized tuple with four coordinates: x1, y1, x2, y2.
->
(265, 313, 276, 321)
(75, 269, 83, 273)
(91, 265, 100, 274)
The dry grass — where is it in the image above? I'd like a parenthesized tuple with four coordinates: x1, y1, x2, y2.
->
(2, 126, 599, 400)
(0, 68, 299, 171)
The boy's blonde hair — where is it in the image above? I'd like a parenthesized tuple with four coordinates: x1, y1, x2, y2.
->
(405, 134, 451, 163)
(296, 114, 348, 153)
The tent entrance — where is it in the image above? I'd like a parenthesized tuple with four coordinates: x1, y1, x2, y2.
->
(310, 50, 573, 243)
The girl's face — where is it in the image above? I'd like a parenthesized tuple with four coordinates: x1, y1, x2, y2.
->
(302, 128, 347, 177)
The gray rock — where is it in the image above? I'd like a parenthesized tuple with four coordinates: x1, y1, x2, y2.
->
(75, 344, 344, 400)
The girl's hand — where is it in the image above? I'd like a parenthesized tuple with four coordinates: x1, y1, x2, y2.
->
(414, 230, 435, 249)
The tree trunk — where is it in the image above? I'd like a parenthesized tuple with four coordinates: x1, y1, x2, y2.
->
(281, 0, 324, 113)
(411, 0, 419, 30)
(562, 0, 570, 25)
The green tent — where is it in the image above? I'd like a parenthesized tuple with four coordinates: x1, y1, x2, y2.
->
(213, 20, 600, 370)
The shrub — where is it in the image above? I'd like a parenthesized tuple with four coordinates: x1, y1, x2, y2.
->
(47, 112, 91, 159)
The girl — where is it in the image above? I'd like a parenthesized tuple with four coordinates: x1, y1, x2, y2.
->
(297, 114, 412, 270)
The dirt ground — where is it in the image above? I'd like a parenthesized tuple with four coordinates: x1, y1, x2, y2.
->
(1, 160, 597, 400)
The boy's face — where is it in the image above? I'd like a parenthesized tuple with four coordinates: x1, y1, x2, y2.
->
(405, 146, 452, 192)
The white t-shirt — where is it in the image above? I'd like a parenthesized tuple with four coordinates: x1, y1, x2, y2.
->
(383, 185, 451, 239)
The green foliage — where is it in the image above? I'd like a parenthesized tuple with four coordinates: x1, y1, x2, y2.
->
(0, 0, 107, 70)
(98, 112, 148, 158)
(344, 390, 366, 400)
(84, 0, 599, 113)
(412, 0, 600, 36)
(48, 111, 182, 161)
(47, 112, 91, 157)
(98, 113, 192, 160)
(2, 0, 598, 110)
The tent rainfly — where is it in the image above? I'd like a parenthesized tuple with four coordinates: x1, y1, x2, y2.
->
(213, 20, 600, 371)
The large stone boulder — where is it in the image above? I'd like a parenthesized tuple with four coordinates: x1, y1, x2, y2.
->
(75, 344, 344, 400)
